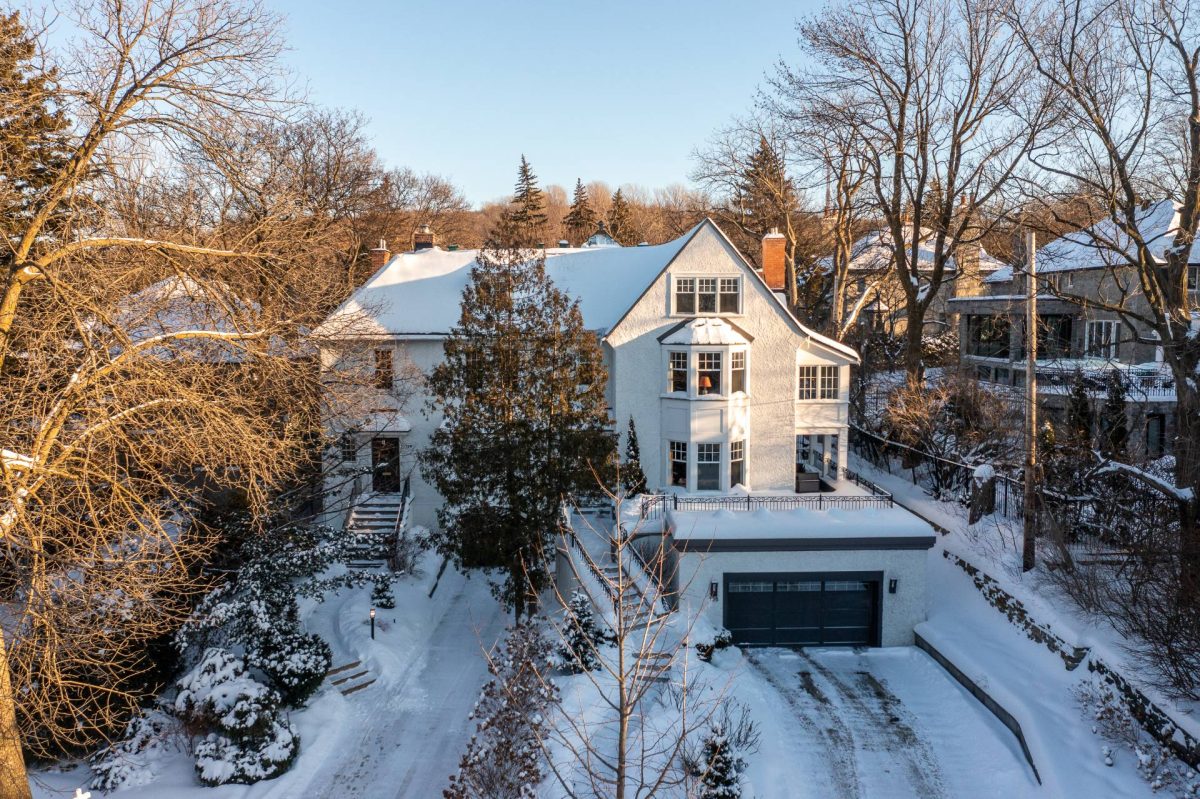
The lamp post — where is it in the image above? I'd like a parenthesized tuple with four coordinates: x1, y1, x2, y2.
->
(370, 607, 376, 640)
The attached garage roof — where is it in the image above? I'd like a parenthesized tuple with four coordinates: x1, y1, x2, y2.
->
(668, 506, 936, 551)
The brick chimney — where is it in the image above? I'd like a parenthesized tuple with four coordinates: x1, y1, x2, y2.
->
(953, 195, 983, 298)
(761, 229, 787, 290)
(368, 239, 391, 270)
(413, 224, 435, 251)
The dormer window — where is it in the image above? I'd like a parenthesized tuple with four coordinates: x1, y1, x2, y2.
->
(674, 275, 741, 315)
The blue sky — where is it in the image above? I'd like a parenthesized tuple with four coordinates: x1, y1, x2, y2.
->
(280, 0, 816, 206)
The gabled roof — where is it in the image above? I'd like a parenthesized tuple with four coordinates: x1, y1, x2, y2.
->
(658, 317, 753, 345)
(831, 227, 1005, 274)
(986, 199, 1196, 284)
(314, 234, 694, 338)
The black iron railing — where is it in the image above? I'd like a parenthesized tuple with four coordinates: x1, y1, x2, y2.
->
(639, 485, 893, 521)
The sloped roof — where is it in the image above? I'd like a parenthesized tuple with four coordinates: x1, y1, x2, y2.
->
(987, 200, 1194, 283)
(658, 317, 752, 346)
(316, 233, 696, 337)
(835, 227, 1005, 274)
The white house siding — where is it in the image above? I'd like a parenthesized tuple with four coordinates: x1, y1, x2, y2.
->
(675, 547, 929, 647)
(605, 224, 852, 493)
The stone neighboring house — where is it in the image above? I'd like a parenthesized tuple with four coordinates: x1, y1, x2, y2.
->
(314, 220, 936, 647)
(836, 226, 1005, 337)
(949, 200, 1200, 458)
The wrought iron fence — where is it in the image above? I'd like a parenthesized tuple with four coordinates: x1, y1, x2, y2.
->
(639, 485, 893, 521)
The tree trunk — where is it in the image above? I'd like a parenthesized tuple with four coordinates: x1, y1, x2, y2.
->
(1174, 383, 1200, 598)
(0, 634, 31, 799)
(903, 313, 925, 388)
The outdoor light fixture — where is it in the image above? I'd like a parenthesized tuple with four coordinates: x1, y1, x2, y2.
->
(889, 579, 898, 594)
(370, 607, 376, 640)
(709, 581, 719, 600)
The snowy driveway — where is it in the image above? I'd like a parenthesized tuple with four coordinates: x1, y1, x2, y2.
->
(742, 647, 1041, 799)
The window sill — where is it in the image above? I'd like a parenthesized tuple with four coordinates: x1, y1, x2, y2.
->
(660, 393, 739, 401)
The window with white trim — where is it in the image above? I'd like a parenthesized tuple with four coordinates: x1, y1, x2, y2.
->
(698, 352, 722, 395)
(731, 351, 746, 394)
(668, 351, 688, 393)
(1085, 320, 1120, 359)
(719, 278, 740, 313)
(674, 278, 696, 314)
(798, 365, 818, 400)
(820, 366, 840, 399)
(730, 440, 745, 488)
(698, 278, 718, 313)
(339, 433, 357, 462)
(697, 443, 721, 490)
(669, 441, 688, 487)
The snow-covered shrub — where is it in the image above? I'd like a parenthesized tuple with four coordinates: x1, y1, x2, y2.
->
(89, 708, 181, 791)
(697, 723, 745, 799)
(695, 627, 733, 663)
(445, 623, 559, 799)
(682, 700, 758, 780)
(371, 578, 396, 610)
(245, 629, 332, 708)
(175, 648, 298, 786)
(556, 590, 609, 673)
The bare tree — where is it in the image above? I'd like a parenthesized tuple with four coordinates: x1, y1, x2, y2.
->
(774, 0, 1052, 385)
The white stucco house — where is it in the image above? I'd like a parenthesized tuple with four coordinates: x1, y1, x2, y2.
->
(314, 219, 936, 647)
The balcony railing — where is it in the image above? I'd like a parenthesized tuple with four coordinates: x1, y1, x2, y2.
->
(639, 473, 893, 521)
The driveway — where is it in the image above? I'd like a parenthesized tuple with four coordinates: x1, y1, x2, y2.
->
(744, 647, 1040, 799)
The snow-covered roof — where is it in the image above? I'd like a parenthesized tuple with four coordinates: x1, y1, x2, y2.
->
(316, 234, 695, 337)
(835, 227, 1005, 275)
(668, 506, 936, 541)
(658, 317, 751, 346)
(986, 200, 1195, 284)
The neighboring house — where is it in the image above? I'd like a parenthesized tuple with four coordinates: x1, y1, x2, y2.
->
(836, 226, 1004, 337)
(315, 220, 937, 648)
(949, 200, 1199, 458)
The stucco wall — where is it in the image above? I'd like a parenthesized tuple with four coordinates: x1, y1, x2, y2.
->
(675, 546, 929, 647)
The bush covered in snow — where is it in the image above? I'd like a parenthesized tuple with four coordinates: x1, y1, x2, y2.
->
(372, 578, 397, 610)
(555, 590, 610, 673)
(697, 723, 745, 799)
(245, 629, 332, 708)
(445, 623, 559, 799)
(694, 627, 733, 663)
(175, 648, 298, 786)
(89, 709, 181, 791)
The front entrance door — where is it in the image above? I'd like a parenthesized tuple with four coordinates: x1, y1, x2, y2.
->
(371, 437, 401, 494)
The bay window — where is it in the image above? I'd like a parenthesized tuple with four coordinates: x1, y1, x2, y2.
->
(731, 351, 746, 393)
(669, 441, 688, 486)
(668, 351, 688, 393)
(698, 352, 722, 395)
(730, 440, 745, 488)
(697, 443, 721, 490)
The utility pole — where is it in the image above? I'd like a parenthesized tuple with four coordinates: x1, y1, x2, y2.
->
(1023, 230, 1039, 572)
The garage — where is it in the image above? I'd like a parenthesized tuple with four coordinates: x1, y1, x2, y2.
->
(724, 571, 881, 647)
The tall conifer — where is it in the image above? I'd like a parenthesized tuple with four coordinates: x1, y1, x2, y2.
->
(421, 228, 615, 620)
(501, 155, 548, 248)
(563, 179, 598, 245)
(622, 417, 648, 497)
(607, 188, 635, 245)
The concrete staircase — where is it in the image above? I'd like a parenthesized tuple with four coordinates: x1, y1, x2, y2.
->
(346, 494, 403, 566)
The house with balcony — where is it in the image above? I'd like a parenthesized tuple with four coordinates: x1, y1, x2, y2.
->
(949, 200, 1198, 459)
(314, 219, 937, 646)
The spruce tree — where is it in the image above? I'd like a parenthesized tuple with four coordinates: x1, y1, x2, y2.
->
(698, 724, 743, 799)
(1065, 369, 1093, 446)
(501, 155, 548, 248)
(734, 136, 795, 239)
(1100, 369, 1129, 459)
(607, 187, 636, 245)
(622, 416, 649, 497)
(421, 231, 616, 620)
(558, 589, 609, 673)
(563, 178, 598, 245)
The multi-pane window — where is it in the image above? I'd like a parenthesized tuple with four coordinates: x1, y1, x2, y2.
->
(698, 352, 722, 395)
(374, 349, 394, 390)
(730, 440, 745, 488)
(669, 441, 688, 487)
(829, 434, 840, 474)
(669, 351, 688, 393)
(698, 278, 718, 313)
(674, 277, 696, 314)
(697, 443, 721, 490)
(798, 366, 819, 400)
(731, 351, 746, 394)
(1085, 320, 1120, 359)
(340, 433, 357, 462)
(1146, 413, 1166, 458)
(719, 278, 740, 313)
(820, 366, 839, 399)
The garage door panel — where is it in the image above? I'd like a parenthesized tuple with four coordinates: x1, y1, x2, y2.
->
(725, 572, 879, 647)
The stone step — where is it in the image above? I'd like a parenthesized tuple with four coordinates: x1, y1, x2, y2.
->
(330, 669, 368, 687)
(341, 678, 376, 696)
(326, 660, 362, 677)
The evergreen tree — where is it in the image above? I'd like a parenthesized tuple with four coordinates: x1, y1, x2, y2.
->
(607, 187, 636, 245)
(734, 136, 795, 239)
(1065, 369, 1093, 445)
(1100, 369, 1129, 459)
(0, 11, 69, 241)
(498, 155, 548, 248)
(622, 416, 649, 497)
(421, 237, 616, 620)
(563, 178, 598, 245)
(558, 589, 610, 673)
(445, 623, 559, 799)
(698, 724, 743, 799)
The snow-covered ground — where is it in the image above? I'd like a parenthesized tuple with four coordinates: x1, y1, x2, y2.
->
(31, 555, 506, 799)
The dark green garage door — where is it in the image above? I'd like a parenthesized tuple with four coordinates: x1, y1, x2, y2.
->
(724, 572, 881, 647)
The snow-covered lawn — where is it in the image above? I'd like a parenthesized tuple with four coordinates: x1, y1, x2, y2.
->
(713, 646, 1037, 798)
(31, 554, 506, 799)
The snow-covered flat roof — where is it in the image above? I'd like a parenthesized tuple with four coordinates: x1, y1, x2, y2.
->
(668, 505, 935, 544)
(316, 234, 695, 337)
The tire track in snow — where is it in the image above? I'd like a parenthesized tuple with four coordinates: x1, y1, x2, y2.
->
(745, 651, 863, 799)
